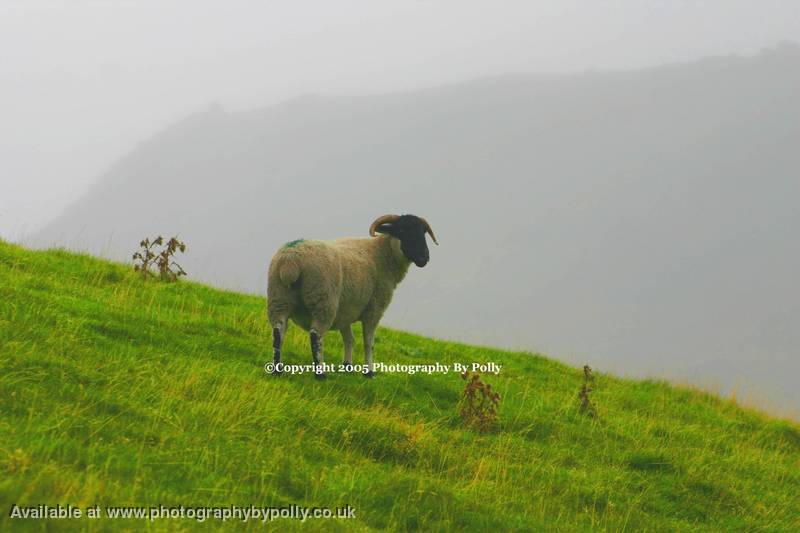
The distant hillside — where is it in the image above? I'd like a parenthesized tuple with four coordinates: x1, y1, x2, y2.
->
(2, 240, 799, 530)
(33, 44, 800, 414)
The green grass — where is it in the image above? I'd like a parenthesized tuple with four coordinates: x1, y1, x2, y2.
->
(1, 239, 798, 531)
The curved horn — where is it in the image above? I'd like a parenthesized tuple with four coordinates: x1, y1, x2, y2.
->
(420, 217, 439, 245)
(369, 214, 401, 237)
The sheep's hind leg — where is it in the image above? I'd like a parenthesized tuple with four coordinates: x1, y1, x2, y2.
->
(340, 325, 354, 368)
(271, 318, 288, 375)
(309, 328, 327, 380)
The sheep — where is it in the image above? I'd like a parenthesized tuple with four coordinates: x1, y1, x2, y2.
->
(267, 214, 438, 379)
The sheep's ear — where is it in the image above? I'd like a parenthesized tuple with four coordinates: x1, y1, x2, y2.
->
(375, 223, 399, 238)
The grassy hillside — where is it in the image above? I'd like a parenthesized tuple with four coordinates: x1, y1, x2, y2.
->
(1, 240, 798, 531)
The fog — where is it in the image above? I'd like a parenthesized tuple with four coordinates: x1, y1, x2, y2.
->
(2, 1, 799, 237)
(3, 2, 800, 417)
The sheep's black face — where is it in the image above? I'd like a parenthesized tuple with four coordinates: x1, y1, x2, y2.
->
(376, 214, 431, 267)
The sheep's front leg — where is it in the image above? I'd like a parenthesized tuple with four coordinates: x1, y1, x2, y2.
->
(362, 322, 378, 378)
(340, 325, 354, 367)
(309, 328, 327, 380)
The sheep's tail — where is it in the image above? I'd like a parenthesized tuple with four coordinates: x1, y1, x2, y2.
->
(276, 258, 301, 287)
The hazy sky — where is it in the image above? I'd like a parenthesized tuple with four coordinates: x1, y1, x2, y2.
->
(1, 0, 799, 240)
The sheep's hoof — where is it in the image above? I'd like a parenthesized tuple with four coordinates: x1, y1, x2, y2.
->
(364, 371, 375, 379)
(272, 369, 283, 376)
(314, 372, 327, 381)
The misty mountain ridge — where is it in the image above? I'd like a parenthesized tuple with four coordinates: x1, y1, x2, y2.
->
(34, 44, 800, 415)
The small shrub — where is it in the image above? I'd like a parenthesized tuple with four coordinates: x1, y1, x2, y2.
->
(132, 237, 158, 279)
(133, 236, 187, 282)
(578, 365, 597, 417)
(458, 372, 500, 433)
